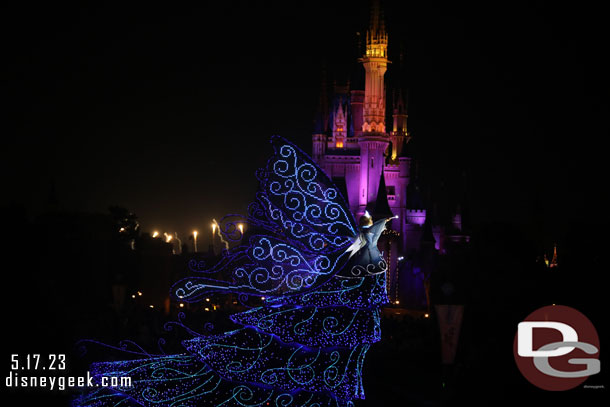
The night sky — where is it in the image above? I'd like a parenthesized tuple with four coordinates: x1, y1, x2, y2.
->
(3, 0, 608, 248)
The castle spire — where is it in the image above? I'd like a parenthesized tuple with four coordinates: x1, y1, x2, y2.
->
(368, 0, 386, 43)
(360, 0, 389, 134)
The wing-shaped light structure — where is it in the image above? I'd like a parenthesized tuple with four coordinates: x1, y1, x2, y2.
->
(76, 137, 386, 407)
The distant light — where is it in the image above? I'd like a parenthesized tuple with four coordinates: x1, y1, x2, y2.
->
(552, 303, 556, 306)
(397, 256, 404, 261)
(424, 313, 430, 318)
(212, 223, 217, 233)
(261, 297, 266, 301)
(149, 305, 154, 309)
(213, 305, 218, 310)
(205, 298, 210, 302)
(164, 233, 173, 243)
(137, 291, 142, 296)
(395, 300, 400, 305)
(193, 230, 198, 238)
(131, 294, 136, 299)
(152, 231, 159, 238)
(119, 227, 125, 232)
(238, 223, 244, 235)
(204, 307, 210, 312)
(179, 303, 184, 308)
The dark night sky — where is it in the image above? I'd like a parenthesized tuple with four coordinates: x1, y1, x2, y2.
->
(2, 0, 608, 248)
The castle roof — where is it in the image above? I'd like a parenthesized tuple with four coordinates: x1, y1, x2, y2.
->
(368, 168, 394, 220)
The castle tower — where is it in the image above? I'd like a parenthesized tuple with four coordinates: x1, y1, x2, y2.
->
(358, 0, 390, 215)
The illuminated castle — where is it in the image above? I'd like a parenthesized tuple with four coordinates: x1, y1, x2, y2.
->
(311, 0, 469, 307)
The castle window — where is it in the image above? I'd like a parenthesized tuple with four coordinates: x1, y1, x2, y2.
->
(371, 158, 374, 168)
(386, 186, 395, 196)
(336, 140, 344, 148)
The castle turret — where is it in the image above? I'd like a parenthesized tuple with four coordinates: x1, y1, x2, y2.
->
(332, 100, 347, 148)
(391, 89, 408, 160)
(360, 0, 389, 134)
